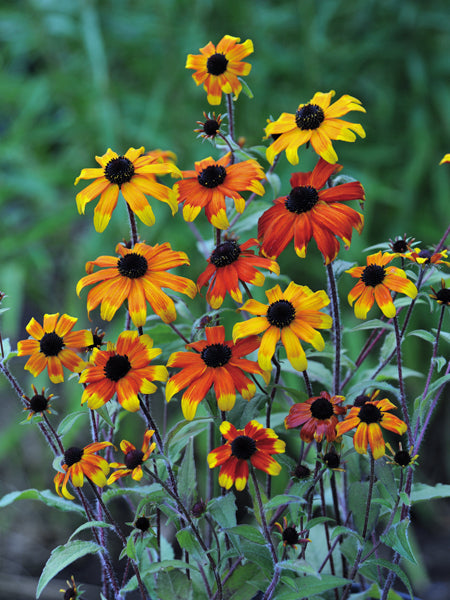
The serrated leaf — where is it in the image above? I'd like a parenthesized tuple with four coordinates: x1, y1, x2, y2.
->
(156, 570, 193, 600)
(407, 329, 436, 344)
(145, 559, 200, 574)
(381, 520, 416, 563)
(0, 488, 84, 514)
(166, 417, 212, 462)
(176, 529, 204, 561)
(359, 558, 414, 600)
(277, 558, 318, 575)
(177, 436, 197, 508)
(227, 524, 266, 544)
(208, 493, 237, 529)
(276, 574, 350, 599)
(57, 410, 87, 437)
(68, 520, 113, 541)
(349, 319, 394, 332)
(264, 494, 307, 511)
(411, 482, 450, 502)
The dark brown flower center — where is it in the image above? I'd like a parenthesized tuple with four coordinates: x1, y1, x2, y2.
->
(198, 164, 227, 188)
(295, 104, 325, 130)
(293, 464, 311, 479)
(104, 156, 135, 186)
(210, 240, 241, 267)
(64, 446, 84, 467)
(285, 186, 319, 214)
(30, 393, 49, 413)
(206, 53, 228, 75)
(436, 288, 450, 304)
(201, 343, 232, 367)
(125, 449, 145, 470)
(323, 451, 341, 469)
(310, 396, 334, 420)
(203, 119, 220, 136)
(104, 354, 132, 381)
(64, 588, 77, 600)
(40, 332, 64, 356)
(117, 253, 148, 279)
(358, 403, 382, 424)
(353, 394, 371, 407)
(231, 435, 256, 459)
(283, 526, 300, 546)
(135, 516, 150, 532)
(267, 299, 296, 328)
(361, 264, 386, 287)
(392, 240, 408, 253)
(394, 450, 411, 467)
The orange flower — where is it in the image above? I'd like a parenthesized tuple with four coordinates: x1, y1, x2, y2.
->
(175, 153, 265, 230)
(76, 242, 196, 327)
(107, 430, 156, 483)
(186, 35, 253, 105)
(285, 391, 347, 443)
(347, 251, 417, 319)
(258, 158, 365, 264)
(74, 147, 181, 232)
(23, 384, 54, 420)
(17, 313, 92, 384)
(197, 238, 280, 308)
(166, 325, 268, 421)
(207, 420, 285, 491)
(405, 248, 450, 267)
(265, 91, 365, 165)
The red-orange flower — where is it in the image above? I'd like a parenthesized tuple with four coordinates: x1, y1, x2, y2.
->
(23, 384, 54, 420)
(174, 153, 265, 230)
(166, 325, 269, 420)
(285, 391, 346, 443)
(197, 238, 280, 308)
(405, 248, 450, 267)
(17, 313, 92, 384)
(258, 158, 364, 264)
(107, 430, 156, 483)
(207, 420, 285, 491)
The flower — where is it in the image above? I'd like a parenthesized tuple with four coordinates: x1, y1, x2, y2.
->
(197, 237, 280, 308)
(195, 111, 223, 140)
(207, 420, 285, 491)
(134, 515, 151, 533)
(405, 248, 450, 267)
(258, 158, 365, 264)
(107, 430, 156, 483)
(74, 147, 181, 232)
(17, 313, 92, 384)
(335, 397, 407, 460)
(60, 576, 79, 599)
(23, 384, 54, 420)
(265, 90, 366, 165)
(385, 442, 419, 468)
(285, 391, 346, 443)
(440, 153, 450, 164)
(388, 234, 416, 256)
(274, 517, 310, 548)
(76, 241, 197, 327)
(80, 331, 168, 412)
(166, 325, 269, 420)
(186, 35, 253, 105)
(346, 251, 417, 319)
(233, 282, 332, 372)
(54, 441, 112, 500)
(175, 153, 265, 230)
(430, 279, 450, 306)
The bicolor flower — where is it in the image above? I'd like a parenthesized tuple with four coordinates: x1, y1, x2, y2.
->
(23, 384, 54, 420)
(405, 248, 450, 267)
(285, 391, 346, 443)
(430, 279, 450, 306)
(107, 430, 156, 483)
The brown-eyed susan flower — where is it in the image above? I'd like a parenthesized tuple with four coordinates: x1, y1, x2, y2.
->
(107, 430, 156, 483)
(388, 234, 416, 256)
(335, 397, 407, 460)
(54, 441, 113, 500)
(76, 241, 196, 327)
(80, 331, 168, 412)
(385, 442, 418, 468)
(430, 279, 450, 306)
(197, 237, 280, 308)
(195, 111, 223, 140)
(74, 147, 181, 232)
(207, 420, 285, 491)
(405, 248, 450, 267)
(23, 384, 54, 420)
(233, 282, 332, 372)
(60, 576, 79, 599)
(265, 91, 366, 165)
(274, 517, 310, 548)
(166, 325, 269, 421)
(440, 153, 450, 164)
(186, 35, 253, 105)
(175, 153, 265, 230)
(17, 313, 92, 384)
(285, 391, 346, 443)
(346, 251, 417, 319)
(258, 158, 365, 264)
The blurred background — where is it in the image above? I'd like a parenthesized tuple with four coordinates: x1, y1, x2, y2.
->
(0, 0, 449, 598)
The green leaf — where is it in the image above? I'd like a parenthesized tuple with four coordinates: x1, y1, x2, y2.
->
(411, 482, 450, 502)
(266, 171, 281, 197)
(277, 558, 318, 575)
(68, 520, 114, 541)
(381, 519, 417, 564)
(349, 319, 394, 332)
(208, 493, 237, 529)
(155, 570, 193, 600)
(407, 329, 436, 344)
(166, 417, 212, 462)
(177, 436, 197, 508)
(275, 574, 350, 599)
(0, 488, 84, 514)
(145, 559, 200, 574)
(227, 524, 267, 545)
(176, 529, 205, 561)
(264, 494, 307, 511)
(57, 410, 87, 437)
(330, 525, 363, 544)
(359, 558, 414, 600)
(37, 541, 102, 597)
(102, 483, 163, 504)
(238, 76, 254, 99)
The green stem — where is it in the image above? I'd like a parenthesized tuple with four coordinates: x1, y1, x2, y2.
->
(250, 466, 278, 564)
(326, 262, 341, 394)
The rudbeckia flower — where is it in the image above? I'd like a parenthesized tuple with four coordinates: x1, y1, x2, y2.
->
(285, 391, 347, 443)
(335, 397, 407, 460)
(186, 35, 253, 105)
(346, 251, 418, 319)
(166, 325, 269, 421)
(233, 282, 332, 372)
(274, 517, 310, 549)
(54, 441, 113, 500)
(258, 158, 365, 264)
(175, 153, 265, 230)
(197, 238, 280, 308)
(80, 331, 168, 412)
(17, 313, 92, 384)
(207, 420, 285, 491)
(107, 430, 156, 483)
(405, 248, 450, 267)
(430, 279, 450, 306)
(194, 111, 223, 140)
(74, 147, 181, 232)
(265, 90, 366, 165)
(23, 384, 54, 420)
(76, 242, 197, 327)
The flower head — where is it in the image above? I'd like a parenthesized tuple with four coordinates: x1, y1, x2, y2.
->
(233, 282, 332, 372)
(60, 576, 80, 600)
(195, 111, 223, 140)
(107, 430, 156, 483)
(80, 331, 168, 412)
(258, 158, 365, 264)
(175, 153, 265, 230)
(207, 420, 285, 491)
(166, 325, 269, 420)
(23, 384, 54, 420)
(405, 248, 450, 267)
(430, 279, 450, 306)
(74, 147, 181, 232)
(385, 442, 419, 468)
(197, 237, 280, 308)
(388, 234, 416, 256)
(17, 313, 92, 384)
(54, 441, 112, 500)
(336, 397, 407, 460)
(76, 241, 196, 327)
(285, 391, 346, 443)
(346, 251, 417, 319)
(186, 35, 253, 105)
(274, 517, 310, 548)
(265, 91, 365, 165)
